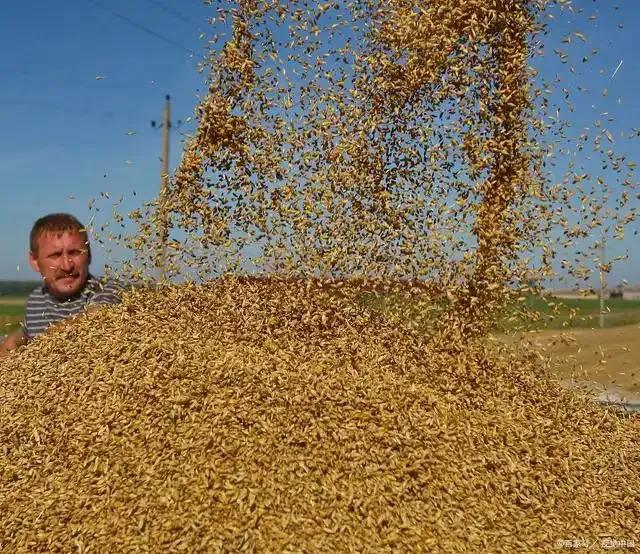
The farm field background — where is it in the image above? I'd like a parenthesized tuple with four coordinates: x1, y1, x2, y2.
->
(522, 324, 640, 398)
(0, 281, 38, 335)
(522, 296, 640, 330)
(0, 301, 25, 334)
(501, 296, 640, 403)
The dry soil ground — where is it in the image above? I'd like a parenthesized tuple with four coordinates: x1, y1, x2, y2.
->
(520, 324, 640, 402)
(0, 297, 28, 306)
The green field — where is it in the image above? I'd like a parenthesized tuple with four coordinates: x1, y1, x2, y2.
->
(357, 291, 640, 331)
(0, 301, 25, 335)
(0, 281, 36, 335)
(521, 296, 640, 330)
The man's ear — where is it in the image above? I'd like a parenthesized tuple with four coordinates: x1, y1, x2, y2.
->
(28, 251, 41, 274)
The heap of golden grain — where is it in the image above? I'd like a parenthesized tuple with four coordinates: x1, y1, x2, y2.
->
(1, 279, 638, 551)
(2, 0, 639, 551)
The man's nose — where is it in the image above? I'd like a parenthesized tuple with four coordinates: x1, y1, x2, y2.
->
(60, 255, 74, 272)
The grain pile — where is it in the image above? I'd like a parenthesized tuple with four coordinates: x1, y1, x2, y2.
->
(1, 279, 638, 551)
(3, 0, 640, 551)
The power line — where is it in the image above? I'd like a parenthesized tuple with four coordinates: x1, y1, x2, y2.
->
(85, 0, 204, 60)
(9, 71, 145, 92)
(140, 0, 204, 28)
(1, 98, 152, 121)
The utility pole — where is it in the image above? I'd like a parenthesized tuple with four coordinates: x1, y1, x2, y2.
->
(599, 231, 606, 329)
(161, 94, 171, 202)
(154, 95, 171, 280)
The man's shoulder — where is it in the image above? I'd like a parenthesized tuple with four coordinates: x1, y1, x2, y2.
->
(86, 274, 124, 290)
(89, 275, 114, 286)
(86, 275, 124, 304)
(25, 283, 47, 305)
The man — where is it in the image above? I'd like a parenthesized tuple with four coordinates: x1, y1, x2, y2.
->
(0, 213, 121, 356)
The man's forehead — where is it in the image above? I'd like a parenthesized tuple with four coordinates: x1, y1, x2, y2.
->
(37, 230, 87, 248)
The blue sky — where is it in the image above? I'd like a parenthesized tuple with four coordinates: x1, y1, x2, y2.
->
(0, 1, 638, 286)
(534, 1, 640, 287)
(0, 0, 211, 280)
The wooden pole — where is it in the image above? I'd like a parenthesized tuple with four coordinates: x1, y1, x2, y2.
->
(158, 95, 171, 280)
(599, 232, 606, 329)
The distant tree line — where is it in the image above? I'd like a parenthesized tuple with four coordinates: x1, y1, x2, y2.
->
(610, 284, 624, 299)
(0, 281, 40, 297)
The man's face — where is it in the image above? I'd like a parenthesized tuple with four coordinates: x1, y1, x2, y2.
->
(29, 231, 90, 299)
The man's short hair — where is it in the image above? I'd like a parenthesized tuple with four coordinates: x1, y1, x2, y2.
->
(30, 213, 91, 261)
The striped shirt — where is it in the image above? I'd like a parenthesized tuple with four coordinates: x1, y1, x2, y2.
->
(23, 275, 121, 339)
